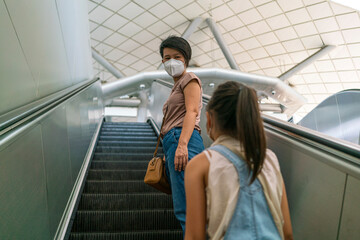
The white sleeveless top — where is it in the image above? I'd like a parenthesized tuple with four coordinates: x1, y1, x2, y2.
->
(204, 135, 284, 240)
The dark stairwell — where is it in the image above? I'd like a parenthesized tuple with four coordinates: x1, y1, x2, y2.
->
(68, 122, 182, 240)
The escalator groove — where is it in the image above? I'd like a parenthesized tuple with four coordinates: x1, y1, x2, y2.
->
(69, 122, 182, 240)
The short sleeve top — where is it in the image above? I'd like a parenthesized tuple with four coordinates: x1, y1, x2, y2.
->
(161, 72, 202, 136)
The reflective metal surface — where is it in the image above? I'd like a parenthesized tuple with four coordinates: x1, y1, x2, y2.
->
(41, 106, 72, 237)
(0, 81, 103, 239)
(299, 90, 360, 145)
(0, 78, 98, 134)
(56, 0, 93, 83)
(0, 1, 36, 116)
(266, 129, 346, 240)
(0, 125, 50, 239)
(102, 68, 306, 116)
(0, 0, 93, 116)
(339, 176, 360, 239)
(5, 0, 71, 98)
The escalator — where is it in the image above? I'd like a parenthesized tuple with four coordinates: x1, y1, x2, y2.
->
(69, 122, 182, 240)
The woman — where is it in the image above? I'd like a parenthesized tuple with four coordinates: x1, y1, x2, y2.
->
(159, 36, 205, 234)
(184, 81, 293, 240)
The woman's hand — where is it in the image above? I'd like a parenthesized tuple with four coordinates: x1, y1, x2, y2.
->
(174, 143, 188, 171)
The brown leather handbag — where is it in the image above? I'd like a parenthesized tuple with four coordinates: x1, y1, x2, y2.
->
(144, 113, 171, 194)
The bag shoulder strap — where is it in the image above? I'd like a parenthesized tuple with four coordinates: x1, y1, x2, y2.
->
(153, 106, 169, 157)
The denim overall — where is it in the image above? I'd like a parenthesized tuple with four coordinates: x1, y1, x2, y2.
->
(209, 145, 281, 240)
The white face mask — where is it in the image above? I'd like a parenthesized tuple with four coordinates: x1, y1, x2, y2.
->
(163, 59, 185, 77)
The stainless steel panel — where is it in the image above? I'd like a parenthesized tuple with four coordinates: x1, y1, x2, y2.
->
(266, 131, 346, 240)
(56, 0, 93, 83)
(148, 82, 171, 127)
(5, 0, 72, 98)
(40, 105, 72, 237)
(337, 91, 360, 145)
(66, 96, 84, 182)
(0, 1, 36, 115)
(339, 175, 360, 239)
(0, 125, 50, 239)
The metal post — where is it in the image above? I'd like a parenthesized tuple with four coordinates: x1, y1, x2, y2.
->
(279, 45, 336, 81)
(92, 48, 124, 79)
(158, 17, 203, 69)
(205, 18, 240, 70)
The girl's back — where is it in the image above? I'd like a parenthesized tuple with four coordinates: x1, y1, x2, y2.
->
(204, 136, 283, 239)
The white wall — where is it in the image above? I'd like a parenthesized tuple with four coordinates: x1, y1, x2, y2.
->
(0, 0, 93, 116)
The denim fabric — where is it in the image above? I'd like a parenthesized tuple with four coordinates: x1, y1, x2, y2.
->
(209, 145, 281, 240)
(163, 127, 205, 235)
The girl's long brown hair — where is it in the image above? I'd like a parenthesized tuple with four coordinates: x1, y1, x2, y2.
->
(206, 81, 266, 184)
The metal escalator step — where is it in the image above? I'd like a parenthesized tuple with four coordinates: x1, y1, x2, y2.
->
(87, 170, 146, 180)
(90, 161, 148, 170)
(93, 152, 161, 161)
(103, 122, 150, 126)
(101, 127, 153, 132)
(99, 136, 158, 141)
(69, 230, 183, 240)
(101, 128, 154, 133)
(78, 193, 172, 210)
(100, 132, 156, 137)
(95, 146, 163, 154)
(71, 209, 180, 232)
(84, 180, 156, 193)
(102, 124, 152, 129)
(70, 122, 180, 239)
(97, 141, 158, 147)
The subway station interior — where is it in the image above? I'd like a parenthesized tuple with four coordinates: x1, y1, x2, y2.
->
(1, 0, 360, 239)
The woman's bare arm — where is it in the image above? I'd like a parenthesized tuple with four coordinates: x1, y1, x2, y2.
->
(174, 80, 201, 171)
(184, 153, 209, 240)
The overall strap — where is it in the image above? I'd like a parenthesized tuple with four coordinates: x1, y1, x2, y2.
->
(209, 145, 245, 174)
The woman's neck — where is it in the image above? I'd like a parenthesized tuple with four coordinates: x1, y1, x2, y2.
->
(173, 70, 187, 83)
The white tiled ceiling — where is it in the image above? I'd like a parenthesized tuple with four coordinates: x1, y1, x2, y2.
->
(89, 0, 360, 120)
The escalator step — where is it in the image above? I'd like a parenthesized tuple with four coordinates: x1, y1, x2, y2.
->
(84, 180, 156, 193)
(100, 132, 156, 137)
(70, 121, 181, 238)
(102, 124, 152, 129)
(99, 136, 158, 141)
(90, 161, 148, 170)
(97, 141, 158, 147)
(101, 128, 154, 133)
(102, 122, 150, 126)
(69, 230, 183, 240)
(93, 152, 160, 161)
(71, 210, 180, 232)
(78, 193, 172, 210)
(87, 170, 146, 180)
(95, 146, 162, 154)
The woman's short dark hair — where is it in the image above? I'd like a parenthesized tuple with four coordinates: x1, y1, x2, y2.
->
(206, 81, 266, 184)
(160, 36, 192, 67)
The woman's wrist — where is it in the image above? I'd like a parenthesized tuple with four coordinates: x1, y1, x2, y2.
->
(178, 140, 188, 147)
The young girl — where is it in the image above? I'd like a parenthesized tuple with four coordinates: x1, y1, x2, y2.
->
(184, 81, 293, 240)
